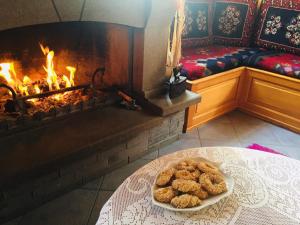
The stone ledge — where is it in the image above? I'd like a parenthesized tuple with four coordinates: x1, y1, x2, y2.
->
(0, 106, 163, 187)
(145, 90, 201, 117)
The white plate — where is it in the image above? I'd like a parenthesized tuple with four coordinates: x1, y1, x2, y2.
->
(151, 157, 234, 212)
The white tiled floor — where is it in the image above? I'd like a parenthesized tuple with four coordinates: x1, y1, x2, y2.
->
(4, 110, 300, 225)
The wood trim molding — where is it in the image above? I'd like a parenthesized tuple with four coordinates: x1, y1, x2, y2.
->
(185, 67, 245, 130)
(185, 67, 300, 133)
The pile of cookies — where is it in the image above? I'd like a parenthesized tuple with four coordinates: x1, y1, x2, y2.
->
(153, 158, 227, 209)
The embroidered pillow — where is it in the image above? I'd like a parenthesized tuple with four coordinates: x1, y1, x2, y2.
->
(182, 0, 213, 48)
(255, 0, 300, 54)
(212, 0, 258, 46)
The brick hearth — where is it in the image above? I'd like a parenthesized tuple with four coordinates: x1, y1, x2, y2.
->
(0, 108, 185, 222)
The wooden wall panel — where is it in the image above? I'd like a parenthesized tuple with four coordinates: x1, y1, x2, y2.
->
(248, 79, 300, 117)
(185, 67, 300, 133)
(185, 67, 244, 130)
(195, 78, 239, 114)
(239, 68, 300, 133)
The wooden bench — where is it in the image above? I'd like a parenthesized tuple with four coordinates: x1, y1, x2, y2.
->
(184, 67, 300, 133)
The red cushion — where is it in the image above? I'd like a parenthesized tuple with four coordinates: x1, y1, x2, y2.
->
(247, 52, 300, 79)
(180, 45, 263, 80)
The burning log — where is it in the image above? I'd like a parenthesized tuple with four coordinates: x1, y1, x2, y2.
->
(18, 84, 90, 102)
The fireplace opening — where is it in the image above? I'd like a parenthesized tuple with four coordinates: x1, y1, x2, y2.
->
(0, 22, 133, 133)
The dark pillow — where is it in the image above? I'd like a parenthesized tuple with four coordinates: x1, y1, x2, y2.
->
(212, 0, 258, 46)
(182, 0, 213, 48)
(255, 0, 300, 54)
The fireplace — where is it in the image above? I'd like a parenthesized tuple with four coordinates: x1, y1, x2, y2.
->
(0, 22, 132, 131)
(0, 0, 200, 222)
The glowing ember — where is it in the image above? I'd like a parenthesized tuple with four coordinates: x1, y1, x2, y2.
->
(34, 84, 41, 94)
(53, 94, 62, 101)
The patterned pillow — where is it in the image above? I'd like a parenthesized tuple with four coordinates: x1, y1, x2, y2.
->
(212, 0, 258, 46)
(182, 0, 213, 48)
(255, 0, 300, 54)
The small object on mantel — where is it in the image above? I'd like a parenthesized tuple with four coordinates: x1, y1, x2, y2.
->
(166, 64, 187, 99)
(118, 91, 142, 111)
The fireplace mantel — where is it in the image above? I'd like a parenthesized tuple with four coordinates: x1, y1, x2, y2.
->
(0, 0, 150, 31)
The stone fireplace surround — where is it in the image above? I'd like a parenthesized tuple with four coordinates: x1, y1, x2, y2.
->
(0, 0, 169, 97)
(0, 0, 200, 222)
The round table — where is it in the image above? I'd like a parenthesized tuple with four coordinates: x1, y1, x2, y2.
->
(97, 147, 300, 225)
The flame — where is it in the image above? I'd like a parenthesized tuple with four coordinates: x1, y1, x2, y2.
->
(17, 76, 32, 96)
(18, 85, 29, 96)
(23, 76, 31, 85)
(34, 84, 41, 94)
(63, 75, 71, 88)
(0, 63, 17, 88)
(40, 44, 60, 91)
(53, 94, 62, 101)
(0, 43, 77, 104)
(66, 66, 76, 87)
(40, 44, 50, 55)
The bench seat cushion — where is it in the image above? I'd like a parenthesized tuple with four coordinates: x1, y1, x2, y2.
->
(180, 45, 264, 80)
(246, 52, 300, 79)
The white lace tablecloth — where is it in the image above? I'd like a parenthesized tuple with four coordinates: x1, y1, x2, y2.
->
(97, 147, 300, 225)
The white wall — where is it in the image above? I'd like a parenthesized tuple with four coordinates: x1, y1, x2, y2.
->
(142, 0, 177, 97)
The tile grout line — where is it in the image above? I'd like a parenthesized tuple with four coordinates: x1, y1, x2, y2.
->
(267, 125, 286, 147)
(227, 112, 300, 157)
(80, 177, 104, 191)
(226, 112, 244, 147)
(158, 143, 162, 156)
(98, 188, 115, 192)
(197, 114, 241, 146)
(98, 174, 106, 191)
(196, 127, 202, 147)
(228, 111, 286, 148)
(86, 177, 106, 225)
(85, 191, 101, 225)
(260, 119, 284, 146)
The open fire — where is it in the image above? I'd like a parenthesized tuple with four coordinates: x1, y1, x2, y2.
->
(0, 44, 76, 99)
(0, 43, 111, 127)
